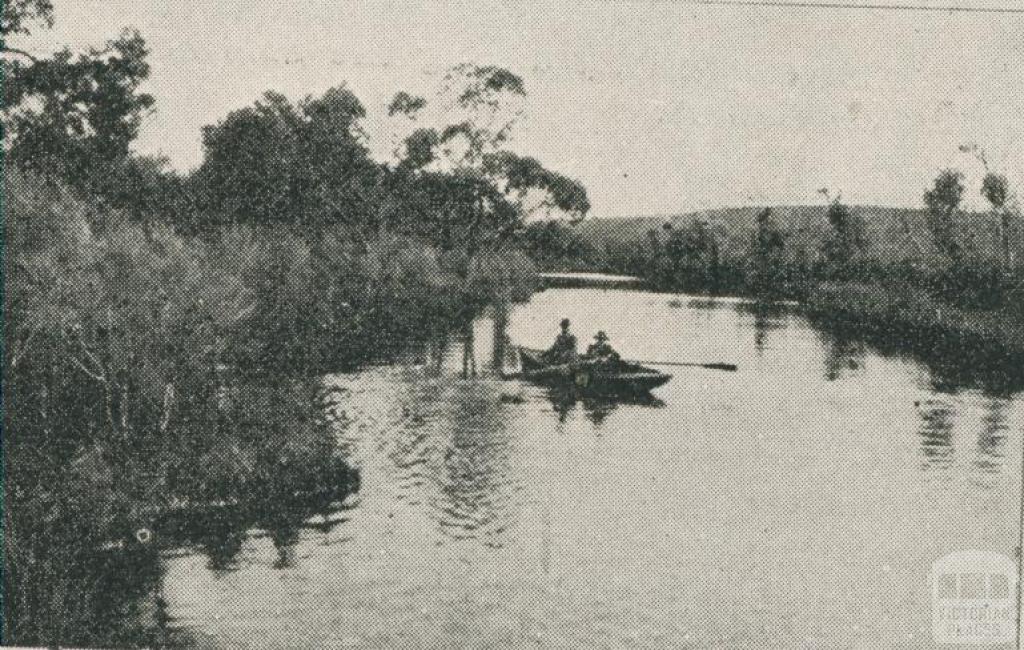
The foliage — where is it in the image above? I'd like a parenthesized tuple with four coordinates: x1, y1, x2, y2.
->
(749, 208, 788, 295)
(1, 0, 53, 39)
(387, 91, 427, 117)
(192, 88, 380, 229)
(923, 168, 966, 261)
(982, 172, 1010, 210)
(386, 63, 590, 257)
(3, 30, 155, 185)
(2, 8, 573, 643)
(518, 221, 593, 270)
(821, 196, 867, 271)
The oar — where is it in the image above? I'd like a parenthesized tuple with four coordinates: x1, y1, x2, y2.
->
(628, 359, 738, 372)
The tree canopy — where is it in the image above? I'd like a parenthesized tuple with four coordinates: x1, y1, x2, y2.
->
(192, 87, 381, 228)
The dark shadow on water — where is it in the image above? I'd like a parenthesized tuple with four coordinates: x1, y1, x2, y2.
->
(974, 397, 1010, 476)
(545, 387, 666, 426)
(915, 398, 956, 469)
(731, 300, 792, 355)
(808, 314, 1024, 398)
(815, 328, 868, 382)
(4, 463, 359, 648)
(155, 473, 358, 572)
(3, 541, 201, 649)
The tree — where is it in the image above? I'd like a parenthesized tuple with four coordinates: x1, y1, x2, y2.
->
(981, 172, 1016, 266)
(981, 172, 1009, 210)
(1, 0, 53, 47)
(385, 64, 589, 256)
(751, 208, 787, 295)
(923, 169, 965, 262)
(663, 220, 720, 292)
(819, 192, 866, 270)
(191, 87, 381, 229)
(519, 220, 592, 269)
(4, 30, 156, 187)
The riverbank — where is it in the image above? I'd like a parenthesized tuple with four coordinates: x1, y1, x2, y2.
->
(2, 169, 534, 646)
(535, 270, 1024, 391)
(524, 204, 1024, 385)
(803, 281, 1024, 384)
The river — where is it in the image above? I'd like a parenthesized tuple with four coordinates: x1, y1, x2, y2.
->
(155, 287, 1024, 648)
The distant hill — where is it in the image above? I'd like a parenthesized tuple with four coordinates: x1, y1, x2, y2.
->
(574, 205, 1012, 265)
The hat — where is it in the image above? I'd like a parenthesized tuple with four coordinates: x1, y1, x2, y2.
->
(560, 318, 571, 328)
(594, 331, 609, 341)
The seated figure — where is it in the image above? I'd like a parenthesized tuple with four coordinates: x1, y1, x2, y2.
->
(585, 331, 620, 363)
(543, 318, 578, 364)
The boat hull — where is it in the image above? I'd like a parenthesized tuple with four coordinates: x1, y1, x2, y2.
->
(517, 348, 672, 395)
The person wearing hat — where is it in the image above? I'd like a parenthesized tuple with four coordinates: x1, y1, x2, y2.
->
(543, 318, 578, 363)
(586, 330, 620, 363)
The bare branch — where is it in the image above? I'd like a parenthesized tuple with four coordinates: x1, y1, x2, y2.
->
(67, 355, 106, 383)
(1, 46, 39, 63)
(159, 383, 175, 433)
(9, 325, 42, 369)
(74, 333, 107, 377)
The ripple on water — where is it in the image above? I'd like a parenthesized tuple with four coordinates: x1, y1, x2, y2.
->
(157, 289, 1024, 649)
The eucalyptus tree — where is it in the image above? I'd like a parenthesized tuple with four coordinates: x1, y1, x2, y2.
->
(961, 143, 1018, 267)
(980, 172, 1017, 268)
(386, 64, 590, 258)
(385, 64, 590, 375)
(923, 169, 966, 263)
(818, 189, 866, 273)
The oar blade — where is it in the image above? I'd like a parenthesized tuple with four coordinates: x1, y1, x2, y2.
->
(628, 359, 739, 372)
(702, 362, 738, 372)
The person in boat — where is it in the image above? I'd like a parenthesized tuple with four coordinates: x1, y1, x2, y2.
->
(543, 318, 578, 363)
(585, 331, 620, 364)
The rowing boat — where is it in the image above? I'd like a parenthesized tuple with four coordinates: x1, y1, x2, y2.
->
(515, 347, 672, 394)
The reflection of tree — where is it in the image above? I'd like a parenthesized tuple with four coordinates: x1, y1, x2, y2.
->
(916, 399, 957, 468)
(975, 397, 1010, 473)
(189, 508, 248, 572)
(432, 386, 518, 544)
(817, 329, 866, 382)
(543, 388, 665, 427)
(262, 506, 302, 569)
(809, 315, 1024, 397)
(421, 332, 450, 377)
(734, 301, 788, 355)
(2, 540, 187, 649)
(461, 322, 477, 378)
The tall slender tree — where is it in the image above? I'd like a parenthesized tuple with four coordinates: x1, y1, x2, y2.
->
(923, 169, 965, 262)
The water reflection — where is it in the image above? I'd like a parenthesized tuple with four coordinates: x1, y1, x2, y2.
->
(976, 397, 1011, 475)
(94, 290, 1024, 648)
(811, 316, 1024, 398)
(915, 398, 956, 469)
(817, 329, 867, 382)
(3, 541, 192, 649)
(545, 387, 666, 426)
(331, 366, 524, 546)
(4, 375, 360, 649)
(912, 394, 1017, 486)
(732, 300, 790, 354)
(187, 508, 248, 572)
(432, 387, 519, 545)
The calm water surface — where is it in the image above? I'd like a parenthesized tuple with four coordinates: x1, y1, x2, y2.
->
(161, 288, 1024, 648)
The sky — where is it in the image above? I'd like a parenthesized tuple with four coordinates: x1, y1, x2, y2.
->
(15, 0, 1024, 217)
